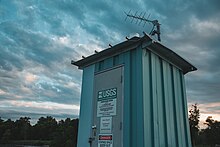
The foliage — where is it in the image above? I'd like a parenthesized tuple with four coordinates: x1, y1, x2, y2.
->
(199, 116, 220, 146)
(0, 116, 79, 147)
(189, 103, 200, 146)
(188, 104, 220, 147)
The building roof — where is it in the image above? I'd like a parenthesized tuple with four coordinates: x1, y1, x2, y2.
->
(72, 35, 197, 74)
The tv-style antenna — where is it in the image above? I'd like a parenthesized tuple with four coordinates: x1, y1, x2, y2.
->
(124, 10, 161, 41)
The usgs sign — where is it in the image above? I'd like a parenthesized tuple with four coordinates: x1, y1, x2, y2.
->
(97, 88, 117, 117)
(98, 88, 117, 100)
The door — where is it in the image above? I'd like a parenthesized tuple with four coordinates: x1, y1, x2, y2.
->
(90, 66, 123, 147)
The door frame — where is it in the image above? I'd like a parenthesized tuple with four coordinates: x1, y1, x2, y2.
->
(90, 65, 124, 147)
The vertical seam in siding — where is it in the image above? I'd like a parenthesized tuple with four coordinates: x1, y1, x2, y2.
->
(179, 70, 190, 147)
(182, 73, 192, 147)
(160, 59, 168, 147)
(130, 50, 135, 147)
(123, 51, 131, 147)
(176, 69, 184, 147)
(143, 49, 152, 147)
(137, 47, 144, 147)
(155, 56, 160, 145)
(152, 54, 159, 147)
(132, 49, 137, 147)
(171, 65, 179, 147)
(127, 52, 132, 147)
(149, 52, 155, 147)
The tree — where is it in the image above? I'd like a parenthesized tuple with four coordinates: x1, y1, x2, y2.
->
(189, 103, 200, 146)
(0, 117, 5, 140)
(0, 116, 79, 146)
(203, 116, 220, 146)
(1, 119, 15, 141)
(34, 116, 58, 140)
(51, 118, 79, 147)
(14, 117, 31, 140)
(1, 129, 11, 143)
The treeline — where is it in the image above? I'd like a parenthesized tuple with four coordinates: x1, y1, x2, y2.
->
(1, 104, 219, 147)
(0, 116, 78, 147)
(189, 104, 220, 147)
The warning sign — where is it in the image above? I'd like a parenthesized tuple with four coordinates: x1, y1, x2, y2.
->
(97, 88, 117, 117)
(98, 134, 113, 147)
(100, 117, 112, 134)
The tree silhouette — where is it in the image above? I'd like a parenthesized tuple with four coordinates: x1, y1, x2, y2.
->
(34, 116, 58, 140)
(14, 117, 31, 140)
(203, 116, 220, 146)
(0, 119, 14, 143)
(0, 116, 79, 146)
(189, 103, 200, 146)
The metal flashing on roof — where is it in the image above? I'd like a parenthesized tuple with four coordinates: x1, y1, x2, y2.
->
(72, 36, 143, 69)
(72, 35, 197, 74)
(141, 36, 197, 74)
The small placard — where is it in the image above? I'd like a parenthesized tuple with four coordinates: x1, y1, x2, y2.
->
(98, 134, 113, 147)
(97, 99, 116, 117)
(100, 117, 112, 134)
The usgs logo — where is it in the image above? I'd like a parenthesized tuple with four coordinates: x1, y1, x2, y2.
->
(98, 88, 117, 99)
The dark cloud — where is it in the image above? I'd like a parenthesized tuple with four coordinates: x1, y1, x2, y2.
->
(189, 0, 220, 20)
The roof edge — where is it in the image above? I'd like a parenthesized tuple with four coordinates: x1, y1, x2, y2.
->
(72, 36, 145, 69)
(72, 35, 197, 74)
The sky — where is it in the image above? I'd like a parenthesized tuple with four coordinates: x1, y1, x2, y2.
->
(0, 0, 220, 126)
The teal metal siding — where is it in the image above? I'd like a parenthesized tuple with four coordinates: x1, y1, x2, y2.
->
(123, 51, 131, 147)
(181, 73, 192, 147)
(142, 48, 153, 147)
(142, 49, 192, 147)
(130, 47, 144, 147)
(77, 65, 95, 147)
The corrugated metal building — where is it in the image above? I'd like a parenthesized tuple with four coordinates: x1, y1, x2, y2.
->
(72, 34, 197, 147)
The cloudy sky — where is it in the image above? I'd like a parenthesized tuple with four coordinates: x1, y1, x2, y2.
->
(0, 0, 220, 125)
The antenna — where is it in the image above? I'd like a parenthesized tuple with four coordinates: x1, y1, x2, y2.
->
(124, 10, 161, 41)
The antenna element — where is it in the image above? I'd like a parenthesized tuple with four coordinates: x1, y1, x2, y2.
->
(124, 11, 161, 41)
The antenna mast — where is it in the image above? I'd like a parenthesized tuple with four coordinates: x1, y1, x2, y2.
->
(124, 11, 161, 41)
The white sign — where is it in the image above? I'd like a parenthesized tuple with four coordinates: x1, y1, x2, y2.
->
(98, 134, 113, 147)
(97, 99, 116, 117)
(97, 88, 117, 117)
(100, 117, 112, 134)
